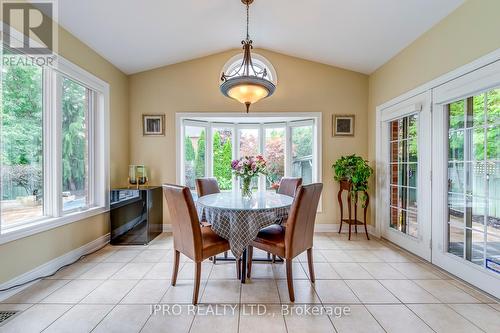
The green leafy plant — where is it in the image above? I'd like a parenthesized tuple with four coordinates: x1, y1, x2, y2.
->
(332, 154, 373, 207)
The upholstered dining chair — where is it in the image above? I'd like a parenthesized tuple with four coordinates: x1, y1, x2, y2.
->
(195, 177, 220, 198)
(195, 177, 228, 263)
(163, 184, 236, 305)
(267, 177, 302, 262)
(277, 177, 302, 197)
(247, 183, 323, 302)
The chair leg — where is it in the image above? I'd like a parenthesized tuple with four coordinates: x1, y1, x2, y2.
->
(286, 259, 295, 302)
(172, 250, 180, 286)
(272, 254, 276, 263)
(247, 246, 253, 278)
(348, 221, 352, 240)
(213, 255, 217, 264)
(224, 251, 228, 259)
(267, 252, 271, 260)
(306, 248, 315, 283)
(192, 262, 201, 305)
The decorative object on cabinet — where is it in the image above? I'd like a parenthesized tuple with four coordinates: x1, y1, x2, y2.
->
(128, 165, 148, 187)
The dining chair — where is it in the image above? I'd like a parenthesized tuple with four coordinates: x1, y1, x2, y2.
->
(163, 184, 237, 305)
(267, 177, 302, 262)
(195, 177, 228, 262)
(195, 177, 220, 197)
(247, 183, 323, 302)
(277, 177, 302, 197)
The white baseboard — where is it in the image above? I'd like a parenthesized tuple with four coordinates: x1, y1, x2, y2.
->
(0, 233, 110, 302)
(162, 223, 377, 236)
(314, 223, 377, 236)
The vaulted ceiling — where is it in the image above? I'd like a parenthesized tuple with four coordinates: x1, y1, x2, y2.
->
(55, 0, 464, 74)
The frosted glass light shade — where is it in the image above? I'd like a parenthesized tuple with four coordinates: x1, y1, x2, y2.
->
(227, 84, 269, 104)
(220, 76, 276, 111)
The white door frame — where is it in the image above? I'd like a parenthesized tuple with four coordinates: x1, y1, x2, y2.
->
(376, 92, 432, 261)
(432, 59, 500, 298)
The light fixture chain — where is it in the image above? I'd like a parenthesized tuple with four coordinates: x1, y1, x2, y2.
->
(246, 1, 249, 40)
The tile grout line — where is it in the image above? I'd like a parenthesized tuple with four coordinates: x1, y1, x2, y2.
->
(439, 303, 489, 333)
(359, 304, 389, 333)
(38, 303, 77, 332)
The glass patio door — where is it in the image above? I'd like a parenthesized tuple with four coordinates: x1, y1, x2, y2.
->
(377, 92, 432, 261)
(432, 60, 500, 297)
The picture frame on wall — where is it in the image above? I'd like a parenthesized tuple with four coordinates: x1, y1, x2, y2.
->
(142, 114, 165, 136)
(333, 115, 355, 136)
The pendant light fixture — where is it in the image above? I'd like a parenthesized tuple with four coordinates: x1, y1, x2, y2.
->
(220, 0, 276, 113)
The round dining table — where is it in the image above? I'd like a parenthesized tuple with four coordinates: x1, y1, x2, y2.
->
(196, 191, 293, 283)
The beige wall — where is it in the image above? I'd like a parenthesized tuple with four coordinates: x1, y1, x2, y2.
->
(367, 0, 500, 225)
(0, 25, 129, 284)
(129, 49, 368, 225)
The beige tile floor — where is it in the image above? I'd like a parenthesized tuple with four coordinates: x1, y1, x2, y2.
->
(1, 232, 499, 333)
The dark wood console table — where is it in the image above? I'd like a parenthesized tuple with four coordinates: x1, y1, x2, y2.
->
(337, 180, 370, 240)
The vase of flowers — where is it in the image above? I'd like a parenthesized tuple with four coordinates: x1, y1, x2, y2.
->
(231, 155, 267, 198)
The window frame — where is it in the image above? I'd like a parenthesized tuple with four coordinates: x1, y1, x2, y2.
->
(177, 113, 321, 203)
(0, 49, 110, 245)
(221, 53, 278, 85)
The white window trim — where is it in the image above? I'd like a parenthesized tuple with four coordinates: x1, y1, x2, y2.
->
(176, 112, 322, 208)
(0, 49, 110, 245)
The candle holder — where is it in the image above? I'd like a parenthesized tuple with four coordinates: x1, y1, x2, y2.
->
(128, 165, 148, 189)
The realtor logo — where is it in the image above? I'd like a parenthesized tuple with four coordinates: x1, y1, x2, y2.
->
(2, 0, 56, 55)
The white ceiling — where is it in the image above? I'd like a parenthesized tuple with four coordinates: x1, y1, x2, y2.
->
(54, 0, 464, 75)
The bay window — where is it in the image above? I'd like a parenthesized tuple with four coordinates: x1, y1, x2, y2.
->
(178, 114, 320, 195)
(0, 52, 109, 241)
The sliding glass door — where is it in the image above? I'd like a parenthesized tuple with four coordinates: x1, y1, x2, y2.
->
(377, 92, 432, 260)
(432, 60, 500, 297)
(446, 92, 500, 267)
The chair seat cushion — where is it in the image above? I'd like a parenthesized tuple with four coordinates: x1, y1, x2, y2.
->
(251, 225, 285, 257)
(201, 226, 230, 258)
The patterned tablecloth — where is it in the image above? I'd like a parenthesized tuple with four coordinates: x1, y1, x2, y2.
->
(196, 192, 293, 258)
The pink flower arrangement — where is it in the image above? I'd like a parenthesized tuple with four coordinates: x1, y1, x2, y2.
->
(231, 155, 267, 178)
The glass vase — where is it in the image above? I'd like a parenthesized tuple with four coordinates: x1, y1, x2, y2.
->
(241, 177, 252, 198)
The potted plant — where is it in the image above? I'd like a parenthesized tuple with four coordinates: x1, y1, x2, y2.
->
(231, 155, 267, 198)
(332, 154, 373, 207)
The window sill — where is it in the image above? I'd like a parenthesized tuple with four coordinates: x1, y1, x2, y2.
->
(0, 206, 108, 246)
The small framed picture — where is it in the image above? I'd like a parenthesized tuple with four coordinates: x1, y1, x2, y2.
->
(333, 115, 355, 136)
(142, 114, 165, 136)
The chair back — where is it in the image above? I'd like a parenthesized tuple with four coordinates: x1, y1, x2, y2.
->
(285, 183, 323, 259)
(163, 184, 202, 261)
(277, 177, 302, 197)
(195, 178, 221, 197)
